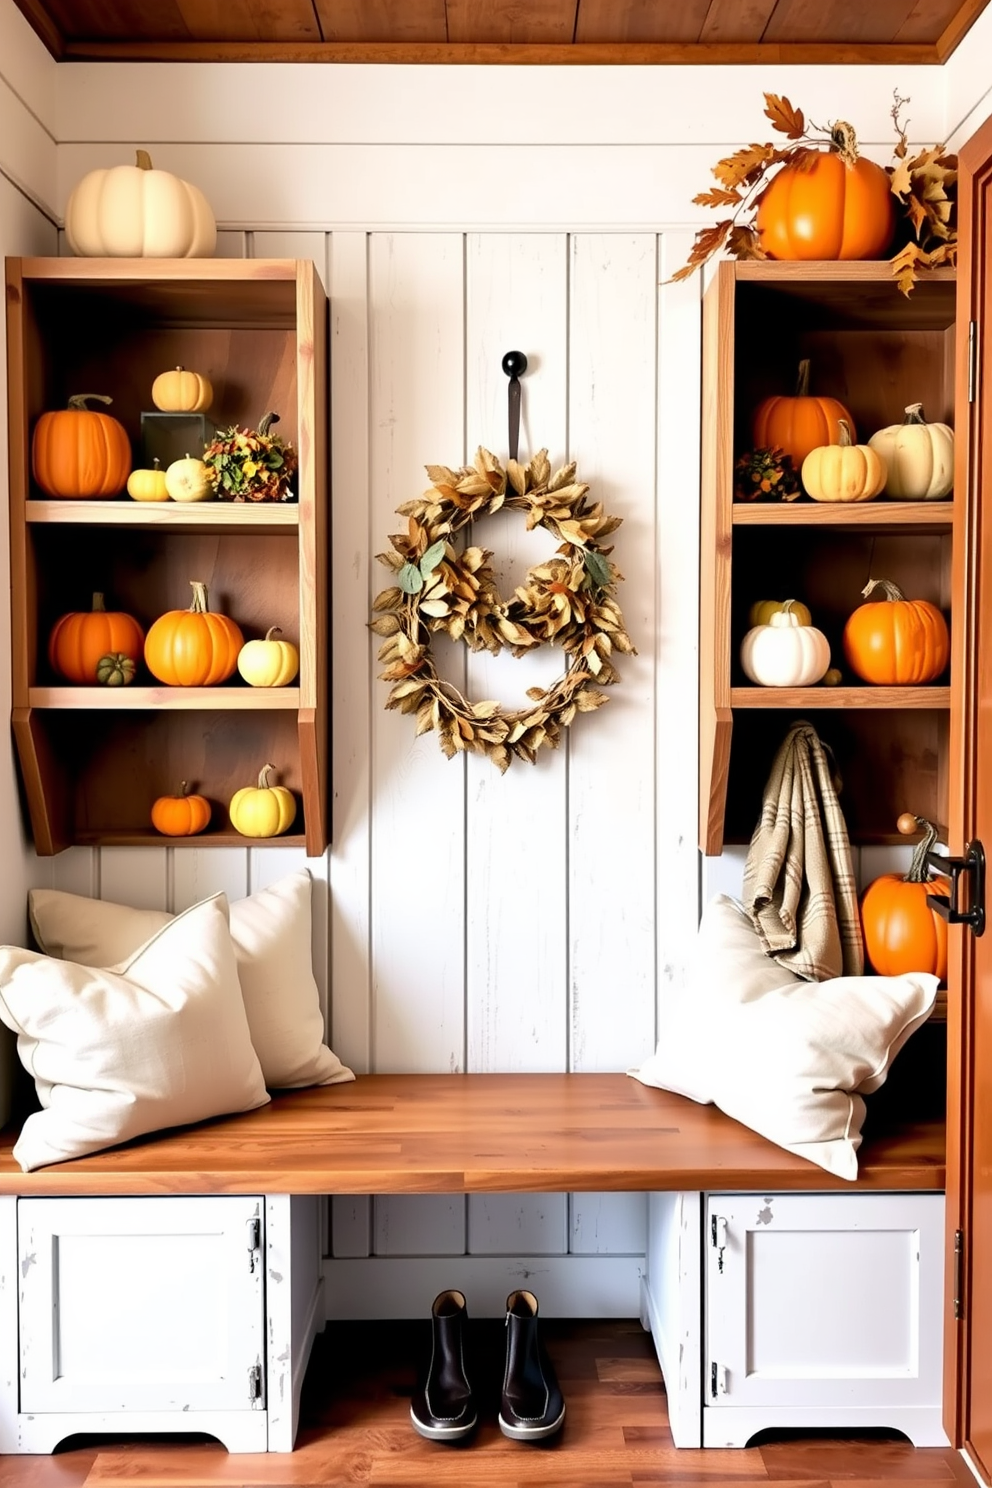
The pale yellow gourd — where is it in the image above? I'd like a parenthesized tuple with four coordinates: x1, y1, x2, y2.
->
(867, 403, 955, 500)
(164, 454, 212, 503)
(748, 598, 812, 628)
(801, 420, 887, 502)
(126, 458, 169, 503)
(229, 763, 297, 838)
(237, 627, 300, 687)
(151, 366, 213, 414)
(64, 150, 216, 259)
(739, 603, 832, 687)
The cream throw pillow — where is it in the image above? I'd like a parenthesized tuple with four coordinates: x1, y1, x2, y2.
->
(28, 871, 353, 1091)
(631, 895, 939, 1180)
(0, 895, 270, 1172)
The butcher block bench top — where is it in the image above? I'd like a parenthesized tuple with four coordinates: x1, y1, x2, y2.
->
(0, 1073, 945, 1197)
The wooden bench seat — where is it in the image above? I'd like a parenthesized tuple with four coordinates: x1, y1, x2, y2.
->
(0, 1072, 946, 1195)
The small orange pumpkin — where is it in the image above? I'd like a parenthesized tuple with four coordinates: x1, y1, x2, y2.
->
(48, 592, 145, 684)
(861, 816, 950, 980)
(144, 580, 244, 687)
(752, 360, 855, 470)
(151, 781, 211, 837)
(32, 394, 131, 499)
(755, 144, 896, 262)
(842, 577, 950, 685)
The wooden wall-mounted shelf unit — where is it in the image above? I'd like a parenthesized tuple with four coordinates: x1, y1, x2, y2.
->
(700, 260, 957, 857)
(5, 257, 328, 856)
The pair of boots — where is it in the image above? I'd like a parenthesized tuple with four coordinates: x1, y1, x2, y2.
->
(410, 1288, 565, 1444)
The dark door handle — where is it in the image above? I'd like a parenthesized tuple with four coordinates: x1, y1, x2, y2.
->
(927, 839, 985, 937)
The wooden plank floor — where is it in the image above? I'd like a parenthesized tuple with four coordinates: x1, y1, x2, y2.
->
(1, 1319, 977, 1488)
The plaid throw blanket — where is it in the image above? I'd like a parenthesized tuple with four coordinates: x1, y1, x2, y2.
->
(742, 720, 864, 982)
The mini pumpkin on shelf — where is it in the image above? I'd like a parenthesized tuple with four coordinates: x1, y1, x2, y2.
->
(151, 782, 211, 837)
(237, 627, 300, 687)
(151, 365, 213, 414)
(164, 454, 212, 503)
(868, 404, 955, 501)
(96, 652, 136, 686)
(739, 599, 832, 687)
(229, 763, 297, 838)
(202, 411, 298, 503)
(32, 394, 131, 500)
(801, 419, 888, 503)
(126, 458, 170, 503)
(748, 598, 812, 628)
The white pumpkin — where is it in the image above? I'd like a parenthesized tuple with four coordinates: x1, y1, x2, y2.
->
(65, 150, 216, 260)
(740, 606, 831, 687)
(867, 403, 954, 500)
(165, 455, 212, 503)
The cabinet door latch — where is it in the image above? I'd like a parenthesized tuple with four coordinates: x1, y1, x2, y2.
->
(710, 1361, 728, 1397)
(246, 1215, 262, 1273)
(927, 840, 985, 937)
(710, 1213, 728, 1273)
(248, 1361, 263, 1405)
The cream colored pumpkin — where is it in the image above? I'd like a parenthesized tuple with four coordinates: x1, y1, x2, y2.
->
(237, 627, 300, 687)
(867, 403, 955, 500)
(165, 454, 212, 503)
(801, 419, 887, 502)
(739, 607, 832, 687)
(64, 150, 216, 259)
(126, 458, 169, 503)
(151, 366, 213, 414)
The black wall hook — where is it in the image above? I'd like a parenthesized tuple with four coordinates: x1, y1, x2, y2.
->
(502, 351, 528, 462)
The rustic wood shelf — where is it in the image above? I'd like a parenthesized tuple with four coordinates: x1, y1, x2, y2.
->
(6, 257, 329, 856)
(730, 686, 951, 709)
(733, 501, 954, 531)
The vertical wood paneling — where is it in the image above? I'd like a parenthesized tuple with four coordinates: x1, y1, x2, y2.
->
(373, 1194, 466, 1256)
(367, 233, 467, 1076)
(570, 1191, 647, 1254)
(468, 1192, 568, 1255)
(172, 847, 248, 913)
(99, 847, 169, 909)
(566, 234, 658, 1075)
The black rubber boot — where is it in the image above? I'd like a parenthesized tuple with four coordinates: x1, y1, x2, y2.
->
(409, 1289, 477, 1442)
(499, 1288, 565, 1441)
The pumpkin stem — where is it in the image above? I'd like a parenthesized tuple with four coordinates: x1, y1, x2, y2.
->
(179, 781, 189, 798)
(264, 626, 283, 641)
(257, 762, 276, 788)
(795, 360, 811, 398)
(861, 577, 905, 603)
(903, 814, 941, 883)
(188, 580, 211, 613)
(257, 411, 280, 438)
(68, 394, 113, 411)
(829, 120, 860, 168)
(92, 592, 106, 612)
(837, 419, 853, 448)
(135, 149, 153, 171)
(770, 600, 803, 629)
(904, 403, 927, 424)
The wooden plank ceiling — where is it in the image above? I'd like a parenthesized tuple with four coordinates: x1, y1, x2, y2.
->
(12, 0, 992, 61)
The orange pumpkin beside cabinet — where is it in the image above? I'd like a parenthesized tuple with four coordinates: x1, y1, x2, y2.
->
(32, 394, 131, 499)
(751, 360, 855, 470)
(144, 580, 244, 686)
(48, 592, 145, 683)
(755, 147, 895, 261)
(151, 782, 211, 837)
(861, 817, 950, 980)
(842, 577, 949, 685)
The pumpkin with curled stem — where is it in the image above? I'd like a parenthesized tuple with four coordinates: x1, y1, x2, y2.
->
(229, 763, 296, 838)
(96, 652, 136, 686)
(151, 782, 211, 837)
(868, 403, 955, 501)
(755, 140, 895, 261)
(32, 394, 131, 500)
(237, 626, 299, 687)
(842, 577, 949, 685)
(861, 815, 950, 980)
(144, 580, 243, 686)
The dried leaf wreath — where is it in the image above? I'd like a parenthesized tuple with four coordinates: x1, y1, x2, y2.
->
(371, 446, 635, 771)
(674, 91, 957, 295)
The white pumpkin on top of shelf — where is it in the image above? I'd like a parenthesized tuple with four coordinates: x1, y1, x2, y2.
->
(164, 454, 212, 503)
(739, 600, 832, 687)
(64, 151, 216, 259)
(867, 403, 955, 500)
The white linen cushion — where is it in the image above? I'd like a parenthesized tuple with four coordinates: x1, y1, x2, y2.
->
(0, 894, 270, 1172)
(631, 895, 939, 1180)
(28, 871, 354, 1091)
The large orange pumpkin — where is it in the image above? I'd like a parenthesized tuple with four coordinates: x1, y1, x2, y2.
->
(32, 394, 131, 499)
(755, 143, 896, 261)
(842, 577, 949, 685)
(144, 580, 244, 686)
(861, 816, 950, 980)
(48, 591, 145, 683)
(751, 360, 855, 469)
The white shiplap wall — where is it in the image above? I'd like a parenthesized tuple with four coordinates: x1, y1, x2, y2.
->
(2, 7, 990, 1311)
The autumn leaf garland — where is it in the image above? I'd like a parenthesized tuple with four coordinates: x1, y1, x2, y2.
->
(371, 446, 635, 771)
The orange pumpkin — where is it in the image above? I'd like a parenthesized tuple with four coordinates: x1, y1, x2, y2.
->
(48, 591, 145, 683)
(144, 580, 244, 686)
(842, 577, 949, 685)
(861, 817, 950, 980)
(151, 782, 211, 837)
(32, 394, 131, 499)
(751, 360, 855, 469)
(755, 146, 895, 261)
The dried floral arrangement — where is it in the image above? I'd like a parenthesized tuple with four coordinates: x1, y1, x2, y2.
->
(734, 446, 800, 502)
(675, 92, 957, 295)
(202, 410, 298, 502)
(371, 447, 634, 771)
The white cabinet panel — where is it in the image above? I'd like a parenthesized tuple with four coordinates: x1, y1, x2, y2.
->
(18, 1197, 265, 1415)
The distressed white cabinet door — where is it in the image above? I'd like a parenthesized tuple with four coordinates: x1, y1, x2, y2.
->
(704, 1192, 944, 1415)
(19, 1197, 265, 1414)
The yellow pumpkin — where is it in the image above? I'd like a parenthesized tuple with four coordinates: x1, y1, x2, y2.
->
(801, 419, 887, 503)
(229, 763, 297, 838)
(126, 458, 169, 503)
(151, 366, 213, 414)
(165, 454, 211, 503)
(237, 626, 300, 687)
(748, 598, 813, 629)
(64, 150, 216, 259)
